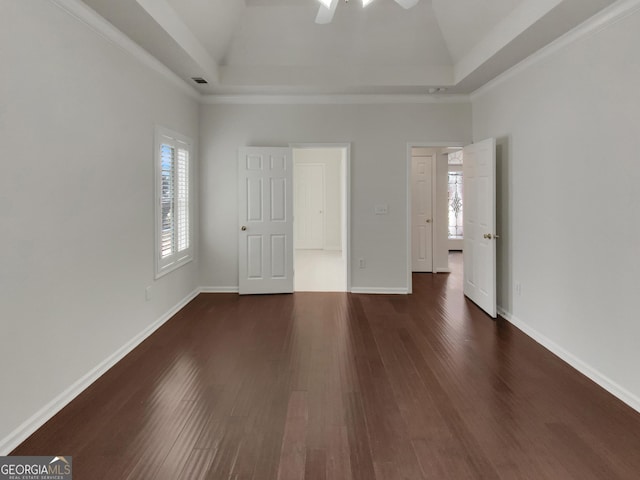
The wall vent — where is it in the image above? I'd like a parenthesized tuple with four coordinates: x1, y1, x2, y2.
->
(191, 77, 208, 84)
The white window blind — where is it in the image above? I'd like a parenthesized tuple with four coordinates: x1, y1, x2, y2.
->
(176, 145, 189, 252)
(155, 127, 193, 277)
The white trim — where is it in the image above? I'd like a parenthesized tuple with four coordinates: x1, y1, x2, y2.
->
(0, 288, 200, 456)
(202, 94, 471, 105)
(199, 286, 240, 293)
(471, 0, 640, 100)
(49, 0, 200, 100)
(350, 287, 409, 295)
(498, 307, 640, 414)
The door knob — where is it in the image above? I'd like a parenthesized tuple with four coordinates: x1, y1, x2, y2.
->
(484, 233, 492, 239)
(426, 219, 432, 223)
(241, 226, 247, 231)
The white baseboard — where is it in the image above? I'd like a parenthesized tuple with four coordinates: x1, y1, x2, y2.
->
(0, 288, 200, 456)
(498, 307, 640, 414)
(199, 286, 239, 293)
(350, 287, 408, 295)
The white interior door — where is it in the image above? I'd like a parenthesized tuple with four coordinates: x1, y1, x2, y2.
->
(463, 138, 497, 317)
(294, 163, 325, 249)
(411, 154, 433, 272)
(238, 147, 293, 295)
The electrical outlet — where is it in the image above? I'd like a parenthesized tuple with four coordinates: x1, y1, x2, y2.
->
(359, 258, 366, 269)
(374, 204, 388, 215)
(145, 286, 153, 301)
(515, 282, 521, 296)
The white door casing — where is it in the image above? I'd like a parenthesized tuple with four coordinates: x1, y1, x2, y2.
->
(238, 147, 294, 295)
(294, 163, 325, 249)
(463, 138, 497, 318)
(411, 154, 434, 272)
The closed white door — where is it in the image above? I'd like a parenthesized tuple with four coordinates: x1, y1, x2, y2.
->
(463, 138, 497, 317)
(412, 154, 433, 272)
(294, 163, 325, 249)
(238, 147, 293, 295)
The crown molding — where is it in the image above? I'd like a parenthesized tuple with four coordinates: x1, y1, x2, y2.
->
(49, 0, 200, 100)
(455, 0, 562, 84)
(201, 94, 471, 105)
(135, 0, 219, 83)
(470, 0, 640, 101)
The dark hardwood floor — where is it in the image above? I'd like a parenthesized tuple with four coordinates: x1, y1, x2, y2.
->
(12, 253, 640, 479)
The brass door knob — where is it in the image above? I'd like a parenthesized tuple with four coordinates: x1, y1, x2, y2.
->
(241, 226, 247, 231)
(484, 233, 492, 239)
(426, 219, 432, 223)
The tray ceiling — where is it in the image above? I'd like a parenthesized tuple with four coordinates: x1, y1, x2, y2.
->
(79, 0, 616, 95)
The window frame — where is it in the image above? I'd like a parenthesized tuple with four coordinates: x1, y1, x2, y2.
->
(154, 126, 194, 279)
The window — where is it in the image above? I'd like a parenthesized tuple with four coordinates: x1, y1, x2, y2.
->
(448, 172, 463, 239)
(155, 126, 193, 277)
(447, 150, 464, 240)
(448, 150, 463, 165)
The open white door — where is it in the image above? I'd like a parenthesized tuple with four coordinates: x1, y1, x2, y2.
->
(463, 138, 497, 317)
(238, 147, 293, 295)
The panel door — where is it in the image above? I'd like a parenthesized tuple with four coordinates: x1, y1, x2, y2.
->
(463, 138, 497, 317)
(294, 163, 325, 249)
(238, 147, 293, 294)
(412, 154, 433, 272)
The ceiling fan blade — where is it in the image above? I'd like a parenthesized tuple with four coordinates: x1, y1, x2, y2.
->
(315, 0, 338, 24)
(394, 0, 419, 9)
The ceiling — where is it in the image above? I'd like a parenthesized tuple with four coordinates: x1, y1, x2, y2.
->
(79, 0, 616, 96)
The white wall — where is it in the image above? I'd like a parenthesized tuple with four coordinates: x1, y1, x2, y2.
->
(0, 1, 199, 450)
(293, 148, 343, 251)
(472, 6, 640, 408)
(199, 102, 471, 291)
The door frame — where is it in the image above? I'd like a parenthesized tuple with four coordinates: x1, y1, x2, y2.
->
(406, 142, 465, 294)
(290, 143, 351, 292)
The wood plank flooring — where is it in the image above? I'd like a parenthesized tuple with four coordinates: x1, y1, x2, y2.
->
(12, 254, 640, 479)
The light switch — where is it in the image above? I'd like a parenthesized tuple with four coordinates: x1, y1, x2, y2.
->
(374, 204, 388, 215)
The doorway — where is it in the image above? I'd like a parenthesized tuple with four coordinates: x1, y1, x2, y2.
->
(407, 143, 464, 293)
(292, 145, 349, 292)
(406, 140, 498, 317)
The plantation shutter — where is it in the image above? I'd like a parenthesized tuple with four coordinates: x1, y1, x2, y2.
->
(160, 143, 175, 259)
(156, 128, 192, 276)
(176, 143, 189, 253)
